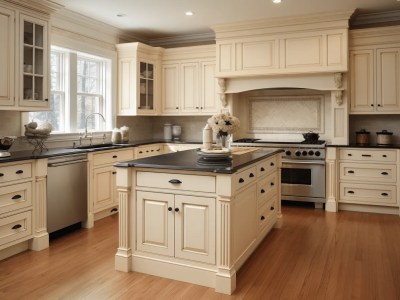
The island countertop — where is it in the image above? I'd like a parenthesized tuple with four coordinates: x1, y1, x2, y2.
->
(114, 147, 284, 174)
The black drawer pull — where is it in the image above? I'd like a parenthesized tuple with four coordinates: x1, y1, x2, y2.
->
(12, 195, 22, 200)
(381, 172, 388, 175)
(361, 154, 371, 157)
(348, 191, 355, 194)
(16, 170, 24, 174)
(270, 206, 275, 211)
(260, 215, 265, 220)
(169, 179, 182, 184)
(111, 208, 118, 213)
(381, 193, 388, 196)
(239, 178, 244, 183)
(347, 154, 352, 156)
(249, 173, 254, 178)
(112, 155, 118, 158)
(383, 155, 387, 157)
(270, 182, 274, 186)
(0, 173, 4, 177)
(139, 151, 143, 154)
(112, 171, 117, 175)
(261, 189, 265, 194)
(12, 224, 22, 230)
(270, 162, 274, 166)
(260, 167, 265, 172)
(348, 170, 354, 174)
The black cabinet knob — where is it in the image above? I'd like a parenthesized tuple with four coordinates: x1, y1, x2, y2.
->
(381, 172, 388, 175)
(112, 155, 118, 158)
(260, 216, 265, 220)
(270, 206, 275, 211)
(270, 182, 274, 186)
(175, 207, 180, 212)
(270, 162, 274, 166)
(348, 170, 354, 174)
(112, 171, 117, 175)
(260, 167, 265, 172)
(239, 178, 244, 183)
(168, 207, 173, 211)
(348, 191, 355, 194)
(381, 193, 388, 196)
(261, 189, 265, 194)
(0, 173, 3, 177)
(249, 173, 254, 178)
(111, 208, 118, 213)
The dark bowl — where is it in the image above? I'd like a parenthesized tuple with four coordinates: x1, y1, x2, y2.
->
(0, 137, 14, 151)
(302, 132, 319, 142)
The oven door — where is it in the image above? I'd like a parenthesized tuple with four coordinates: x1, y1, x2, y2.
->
(281, 160, 325, 202)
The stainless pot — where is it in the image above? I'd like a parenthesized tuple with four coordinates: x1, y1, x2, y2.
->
(376, 130, 393, 145)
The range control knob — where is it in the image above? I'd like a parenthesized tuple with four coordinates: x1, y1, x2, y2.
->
(285, 150, 291, 156)
(308, 150, 314, 156)
(302, 151, 307, 156)
(315, 151, 321, 157)
(295, 151, 301, 157)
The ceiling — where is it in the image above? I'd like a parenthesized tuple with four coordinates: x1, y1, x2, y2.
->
(52, 0, 400, 41)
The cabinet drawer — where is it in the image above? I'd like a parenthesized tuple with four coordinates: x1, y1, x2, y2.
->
(137, 171, 216, 193)
(233, 166, 257, 191)
(339, 149, 396, 162)
(93, 149, 134, 166)
(258, 197, 277, 230)
(257, 171, 278, 207)
(136, 144, 163, 158)
(257, 156, 277, 177)
(0, 162, 32, 184)
(0, 182, 32, 215)
(340, 163, 396, 183)
(0, 211, 32, 248)
(339, 182, 397, 206)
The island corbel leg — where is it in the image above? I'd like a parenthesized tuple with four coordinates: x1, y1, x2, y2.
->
(215, 196, 236, 294)
(115, 167, 132, 272)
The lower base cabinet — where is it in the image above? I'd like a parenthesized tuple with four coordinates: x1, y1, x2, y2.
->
(136, 191, 215, 264)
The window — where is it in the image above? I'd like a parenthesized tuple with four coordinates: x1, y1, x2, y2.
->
(29, 46, 111, 134)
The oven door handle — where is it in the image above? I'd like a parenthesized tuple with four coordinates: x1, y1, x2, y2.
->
(282, 160, 325, 165)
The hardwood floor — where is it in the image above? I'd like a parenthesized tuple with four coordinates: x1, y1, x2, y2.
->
(1, 205, 400, 299)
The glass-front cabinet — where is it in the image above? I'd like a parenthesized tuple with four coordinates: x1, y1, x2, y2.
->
(139, 61, 154, 110)
(19, 15, 49, 109)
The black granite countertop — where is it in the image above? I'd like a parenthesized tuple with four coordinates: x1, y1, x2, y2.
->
(0, 139, 203, 164)
(114, 148, 284, 174)
(326, 143, 400, 149)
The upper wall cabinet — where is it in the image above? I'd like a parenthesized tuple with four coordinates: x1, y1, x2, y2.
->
(212, 11, 352, 78)
(161, 45, 220, 116)
(116, 42, 163, 116)
(0, 0, 57, 111)
(350, 26, 400, 114)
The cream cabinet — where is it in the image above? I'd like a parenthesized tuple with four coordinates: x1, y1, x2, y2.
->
(136, 191, 216, 264)
(338, 148, 399, 208)
(135, 143, 163, 158)
(87, 148, 134, 226)
(0, 1, 52, 111)
(161, 45, 219, 116)
(117, 42, 163, 116)
(212, 12, 351, 77)
(350, 26, 400, 114)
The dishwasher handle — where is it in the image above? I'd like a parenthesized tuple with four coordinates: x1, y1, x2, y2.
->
(48, 159, 88, 167)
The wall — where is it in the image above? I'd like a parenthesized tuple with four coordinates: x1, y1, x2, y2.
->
(349, 115, 400, 144)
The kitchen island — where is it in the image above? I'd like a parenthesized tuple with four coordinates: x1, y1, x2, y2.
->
(114, 148, 283, 294)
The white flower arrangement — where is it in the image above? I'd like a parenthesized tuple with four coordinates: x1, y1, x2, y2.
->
(207, 113, 240, 137)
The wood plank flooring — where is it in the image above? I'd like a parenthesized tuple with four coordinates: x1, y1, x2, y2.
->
(1, 205, 400, 299)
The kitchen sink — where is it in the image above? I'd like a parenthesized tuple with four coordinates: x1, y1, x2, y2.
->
(71, 143, 118, 150)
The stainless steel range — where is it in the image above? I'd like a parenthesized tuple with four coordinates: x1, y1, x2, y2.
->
(232, 138, 326, 207)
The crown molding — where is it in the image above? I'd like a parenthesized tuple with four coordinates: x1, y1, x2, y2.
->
(352, 10, 400, 27)
(148, 32, 215, 48)
(3, 0, 62, 14)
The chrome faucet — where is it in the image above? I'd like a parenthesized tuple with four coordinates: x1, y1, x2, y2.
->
(84, 112, 106, 138)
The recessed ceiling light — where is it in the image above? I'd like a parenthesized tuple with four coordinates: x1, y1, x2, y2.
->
(185, 11, 194, 16)
(116, 13, 126, 17)
(272, 0, 282, 3)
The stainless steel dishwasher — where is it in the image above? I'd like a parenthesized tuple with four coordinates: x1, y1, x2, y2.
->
(47, 153, 88, 234)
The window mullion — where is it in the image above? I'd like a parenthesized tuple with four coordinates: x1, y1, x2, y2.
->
(69, 52, 78, 133)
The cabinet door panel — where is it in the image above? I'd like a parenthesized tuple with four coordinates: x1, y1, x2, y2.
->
(175, 195, 215, 264)
(0, 6, 14, 107)
(93, 166, 115, 212)
(200, 61, 219, 114)
(136, 191, 174, 256)
(162, 64, 179, 114)
(350, 50, 374, 112)
(180, 63, 198, 113)
(377, 48, 400, 112)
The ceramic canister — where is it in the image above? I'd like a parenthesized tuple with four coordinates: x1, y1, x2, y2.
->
(356, 129, 370, 145)
(376, 130, 393, 145)
(164, 124, 172, 140)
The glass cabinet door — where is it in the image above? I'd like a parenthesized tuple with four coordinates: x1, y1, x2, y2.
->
(138, 61, 154, 110)
(20, 15, 48, 107)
